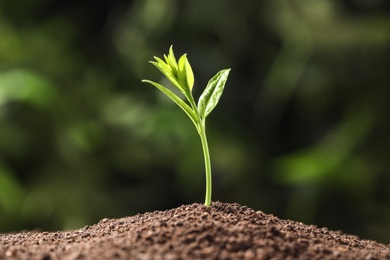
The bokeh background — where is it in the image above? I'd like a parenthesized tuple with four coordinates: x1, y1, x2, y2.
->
(1, 0, 390, 244)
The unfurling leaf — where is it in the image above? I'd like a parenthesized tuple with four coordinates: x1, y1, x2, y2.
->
(167, 45, 178, 72)
(177, 54, 194, 94)
(198, 69, 231, 119)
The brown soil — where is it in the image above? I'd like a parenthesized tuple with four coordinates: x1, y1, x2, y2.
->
(1, 202, 389, 260)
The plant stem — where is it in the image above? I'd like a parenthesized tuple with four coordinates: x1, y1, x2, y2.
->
(188, 96, 212, 206)
(199, 120, 212, 206)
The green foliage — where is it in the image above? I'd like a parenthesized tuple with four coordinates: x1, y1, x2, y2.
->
(198, 70, 231, 119)
(143, 46, 230, 206)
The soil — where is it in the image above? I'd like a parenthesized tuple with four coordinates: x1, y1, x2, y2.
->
(0, 202, 389, 260)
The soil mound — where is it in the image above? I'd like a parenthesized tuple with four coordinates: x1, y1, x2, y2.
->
(1, 202, 389, 259)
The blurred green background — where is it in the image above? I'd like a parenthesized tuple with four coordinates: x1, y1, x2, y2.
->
(1, 0, 390, 244)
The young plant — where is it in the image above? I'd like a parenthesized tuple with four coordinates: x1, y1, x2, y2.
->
(142, 46, 230, 206)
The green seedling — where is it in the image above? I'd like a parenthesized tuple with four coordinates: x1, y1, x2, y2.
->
(142, 46, 230, 206)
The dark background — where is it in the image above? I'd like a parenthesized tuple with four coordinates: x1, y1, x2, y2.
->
(1, 0, 389, 244)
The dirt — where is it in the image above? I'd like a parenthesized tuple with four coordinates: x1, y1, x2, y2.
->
(0, 202, 389, 260)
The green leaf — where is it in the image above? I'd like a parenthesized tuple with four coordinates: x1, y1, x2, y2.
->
(150, 57, 174, 78)
(198, 69, 231, 119)
(149, 59, 184, 95)
(167, 45, 178, 72)
(142, 79, 199, 128)
(163, 54, 171, 68)
(177, 54, 194, 94)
